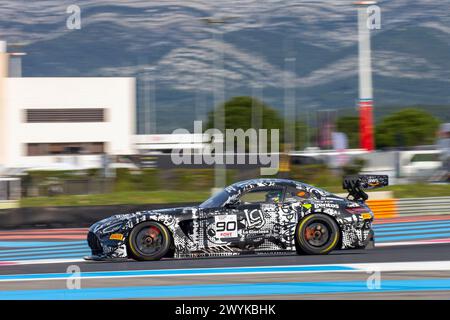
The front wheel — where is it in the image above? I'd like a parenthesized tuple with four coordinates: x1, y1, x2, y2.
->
(295, 214, 340, 255)
(127, 221, 172, 261)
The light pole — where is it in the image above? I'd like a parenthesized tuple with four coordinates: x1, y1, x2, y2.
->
(284, 57, 296, 152)
(355, 1, 376, 151)
(194, 70, 207, 123)
(201, 17, 235, 193)
(251, 14, 264, 148)
(143, 66, 156, 134)
(0, 41, 8, 167)
(305, 106, 311, 149)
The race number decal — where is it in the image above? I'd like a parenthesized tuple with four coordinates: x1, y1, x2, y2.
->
(215, 215, 238, 238)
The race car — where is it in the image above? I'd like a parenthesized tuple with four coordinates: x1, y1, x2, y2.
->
(85, 176, 388, 261)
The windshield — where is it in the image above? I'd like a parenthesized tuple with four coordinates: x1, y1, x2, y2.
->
(199, 190, 230, 209)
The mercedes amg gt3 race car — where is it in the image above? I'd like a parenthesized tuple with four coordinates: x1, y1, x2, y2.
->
(85, 176, 388, 261)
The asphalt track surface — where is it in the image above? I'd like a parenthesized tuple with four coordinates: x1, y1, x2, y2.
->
(1, 242, 450, 274)
(2, 215, 450, 299)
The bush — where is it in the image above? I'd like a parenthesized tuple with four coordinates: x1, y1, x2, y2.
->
(376, 108, 440, 148)
(170, 168, 215, 190)
(114, 168, 160, 192)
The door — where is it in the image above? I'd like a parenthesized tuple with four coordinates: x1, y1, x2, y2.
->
(200, 186, 286, 253)
(232, 186, 286, 252)
(277, 187, 312, 250)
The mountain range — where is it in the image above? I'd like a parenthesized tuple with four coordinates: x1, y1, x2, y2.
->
(1, 0, 449, 132)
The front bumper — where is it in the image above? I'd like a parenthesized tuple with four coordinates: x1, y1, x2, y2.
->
(84, 230, 128, 261)
(87, 231, 103, 255)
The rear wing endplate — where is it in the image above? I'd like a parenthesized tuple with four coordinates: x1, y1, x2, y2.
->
(343, 175, 389, 202)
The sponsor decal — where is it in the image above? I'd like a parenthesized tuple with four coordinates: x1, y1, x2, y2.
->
(315, 203, 339, 209)
(109, 233, 124, 241)
(346, 202, 361, 208)
(244, 229, 270, 235)
(244, 209, 266, 229)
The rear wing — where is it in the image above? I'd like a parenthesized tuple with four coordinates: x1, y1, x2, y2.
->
(343, 175, 389, 202)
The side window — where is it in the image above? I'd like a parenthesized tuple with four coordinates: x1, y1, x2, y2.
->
(239, 188, 284, 205)
(284, 189, 311, 203)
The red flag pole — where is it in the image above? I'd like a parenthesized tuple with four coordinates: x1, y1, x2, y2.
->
(355, 1, 376, 151)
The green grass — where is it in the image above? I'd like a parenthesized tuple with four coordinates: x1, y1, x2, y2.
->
(385, 184, 450, 199)
(20, 190, 211, 208)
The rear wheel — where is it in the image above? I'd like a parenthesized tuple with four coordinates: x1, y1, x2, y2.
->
(296, 214, 340, 255)
(127, 221, 171, 261)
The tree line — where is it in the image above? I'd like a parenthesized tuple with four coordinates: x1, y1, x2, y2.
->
(207, 96, 443, 150)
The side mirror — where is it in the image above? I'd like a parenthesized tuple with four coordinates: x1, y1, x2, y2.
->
(225, 200, 240, 209)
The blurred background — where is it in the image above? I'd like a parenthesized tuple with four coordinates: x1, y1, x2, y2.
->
(0, 0, 448, 214)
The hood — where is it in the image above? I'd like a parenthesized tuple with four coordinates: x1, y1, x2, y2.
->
(89, 206, 197, 234)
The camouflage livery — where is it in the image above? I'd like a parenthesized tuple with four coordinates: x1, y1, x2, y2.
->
(86, 178, 379, 260)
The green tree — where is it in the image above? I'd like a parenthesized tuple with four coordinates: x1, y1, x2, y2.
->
(294, 120, 309, 150)
(207, 96, 314, 151)
(206, 96, 284, 132)
(336, 116, 360, 149)
(375, 108, 440, 148)
(206, 96, 284, 150)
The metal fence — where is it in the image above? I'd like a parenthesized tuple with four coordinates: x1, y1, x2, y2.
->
(23, 178, 114, 197)
(397, 197, 450, 216)
(0, 178, 21, 200)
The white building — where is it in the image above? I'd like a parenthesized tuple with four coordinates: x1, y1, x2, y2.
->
(0, 41, 136, 170)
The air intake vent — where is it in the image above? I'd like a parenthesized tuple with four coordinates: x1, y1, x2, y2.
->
(26, 108, 105, 123)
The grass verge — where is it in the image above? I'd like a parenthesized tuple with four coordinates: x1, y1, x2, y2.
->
(20, 190, 211, 208)
(385, 184, 450, 199)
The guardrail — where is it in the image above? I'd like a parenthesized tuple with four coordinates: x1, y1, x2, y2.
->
(397, 197, 450, 216)
(367, 196, 450, 219)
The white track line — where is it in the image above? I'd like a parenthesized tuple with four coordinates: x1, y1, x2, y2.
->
(1, 239, 449, 266)
(4, 258, 86, 266)
(2, 261, 450, 282)
(349, 260, 450, 272)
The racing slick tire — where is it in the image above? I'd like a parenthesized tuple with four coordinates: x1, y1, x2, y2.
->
(295, 214, 340, 255)
(127, 221, 172, 261)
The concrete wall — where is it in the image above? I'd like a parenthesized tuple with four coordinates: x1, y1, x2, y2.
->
(0, 202, 198, 229)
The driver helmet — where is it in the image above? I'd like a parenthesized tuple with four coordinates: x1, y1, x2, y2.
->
(266, 190, 282, 204)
